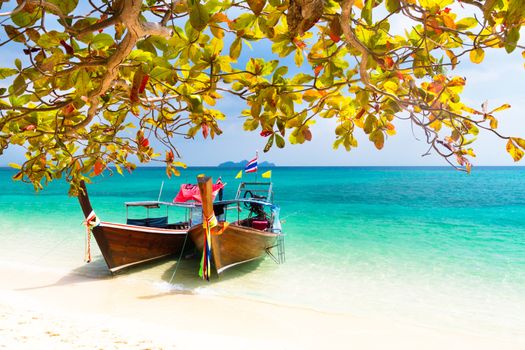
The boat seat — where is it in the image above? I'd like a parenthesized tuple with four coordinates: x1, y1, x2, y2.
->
(127, 216, 168, 228)
(251, 220, 268, 230)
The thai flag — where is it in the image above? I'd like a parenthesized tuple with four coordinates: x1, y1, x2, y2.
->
(245, 154, 258, 173)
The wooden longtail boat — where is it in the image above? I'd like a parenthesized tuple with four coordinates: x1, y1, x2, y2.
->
(77, 181, 196, 273)
(189, 176, 285, 276)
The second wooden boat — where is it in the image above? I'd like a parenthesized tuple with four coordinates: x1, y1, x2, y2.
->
(189, 176, 285, 276)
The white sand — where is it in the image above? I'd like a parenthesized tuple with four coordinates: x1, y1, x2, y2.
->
(0, 261, 523, 350)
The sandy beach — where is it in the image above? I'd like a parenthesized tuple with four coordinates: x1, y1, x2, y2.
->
(0, 261, 522, 350)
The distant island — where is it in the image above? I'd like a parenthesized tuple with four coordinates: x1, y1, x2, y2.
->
(218, 160, 276, 168)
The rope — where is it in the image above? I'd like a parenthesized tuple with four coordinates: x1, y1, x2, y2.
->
(168, 228, 190, 285)
(83, 210, 100, 263)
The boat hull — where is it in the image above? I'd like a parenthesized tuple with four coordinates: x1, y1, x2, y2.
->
(189, 224, 279, 274)
(92, 222, 188, 272)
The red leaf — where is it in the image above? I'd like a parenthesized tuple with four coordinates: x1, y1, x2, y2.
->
(302, 128, 312, 141)
(384, 56, 394, 69)
(59, 40, 74, 55)
(138, 75, 149, 93)
(314, 65, 323, 77)
(140, 138, 150, 148)
(94, 160, 104, 175)
(328, 31, 340, 43)
(165, 150, 174, 163)
(62, 103, 76, 116)
(201, 123, 209, 139)
(260, 130, 273, 137)
(293, 38, 306, 49)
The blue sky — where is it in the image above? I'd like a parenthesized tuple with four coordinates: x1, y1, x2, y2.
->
(1, 4, 524, 167)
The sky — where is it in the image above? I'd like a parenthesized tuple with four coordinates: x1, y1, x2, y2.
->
(0, 3, 524, 167)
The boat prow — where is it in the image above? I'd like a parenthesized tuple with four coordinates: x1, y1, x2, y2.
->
(77, 181, 192, 273)
(190, 176, 285, 276)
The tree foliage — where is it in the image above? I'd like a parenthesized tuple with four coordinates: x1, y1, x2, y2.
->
(0, 0, 524, 191)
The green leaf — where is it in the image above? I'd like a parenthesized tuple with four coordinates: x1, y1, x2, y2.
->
(189, 0, 210, 31)
(12, 10, 38, 27)
(291, 73, 314, 85)
(48, 0, 78, 14)
(362, 0, 373, 25)
(275, 134, 285, 148)
(0, 68, 19, 79)
(505, 27, 520, 54)
(37, 31, 69, 49)
(149, 66, 173, 80)
(455, 17, 478, 30)
(385, 0, 401, 13)
(12, 74, 26, 95)
(91, 33, 114, 50)
(230, 37, 242, 60)
(128, 50, 154, 62)
(363, 114, 377, 134)
(263, 134, 274, 152)
(74, 69, 90, 96)
(273, 66, 288, 83)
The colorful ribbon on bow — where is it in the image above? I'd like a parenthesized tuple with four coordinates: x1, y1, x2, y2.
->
(199, 214, 217, 280)
(83, 210, 100, 263)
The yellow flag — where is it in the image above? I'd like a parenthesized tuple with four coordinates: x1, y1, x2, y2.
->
(235, 170, 242, 179)
(262, 170, 272, 178)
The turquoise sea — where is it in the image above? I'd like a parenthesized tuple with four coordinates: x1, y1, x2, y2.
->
(0, 166, 524, 338)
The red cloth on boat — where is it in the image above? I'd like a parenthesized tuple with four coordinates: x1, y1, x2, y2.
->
(173, 180, 225, 203)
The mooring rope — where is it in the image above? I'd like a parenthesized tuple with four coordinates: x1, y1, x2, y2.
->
(83, 210, 100, 263)
(168, 229, 190, 285)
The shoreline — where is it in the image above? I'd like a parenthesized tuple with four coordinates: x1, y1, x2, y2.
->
(1, 261, 523, 349)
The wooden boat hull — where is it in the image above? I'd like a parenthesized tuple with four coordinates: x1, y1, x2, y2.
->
(92, 223, 188, 272)
(77, 181, 189, 273)
(189, 224, 279, 274)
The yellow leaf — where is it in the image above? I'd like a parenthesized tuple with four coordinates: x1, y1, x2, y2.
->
(445, 50, 457, 69)
(383, 80, 398, 93)
(513, 137, 525, 150)
(353, 0, 364, 9)
(490, 103, 511, 113)
(486, 115, 498, 129)
(469, 48, 485, 64)
(466, 162, 472, 174)
(506, 139, 524, 161)
(441, 14, 456, 30)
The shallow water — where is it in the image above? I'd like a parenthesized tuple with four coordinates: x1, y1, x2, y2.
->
(0, 166, 524, 338)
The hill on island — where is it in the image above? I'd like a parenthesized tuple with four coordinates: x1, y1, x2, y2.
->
(218, 160, 276, 168)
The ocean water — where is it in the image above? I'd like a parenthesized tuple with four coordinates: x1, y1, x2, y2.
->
(0, 167, 524, 339)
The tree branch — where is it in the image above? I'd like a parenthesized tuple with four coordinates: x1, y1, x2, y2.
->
(72, 0, 172, 131)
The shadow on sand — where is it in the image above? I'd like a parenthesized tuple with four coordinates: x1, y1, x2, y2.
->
(136, 257, 264, 300)
(15, 253, 264, 296)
